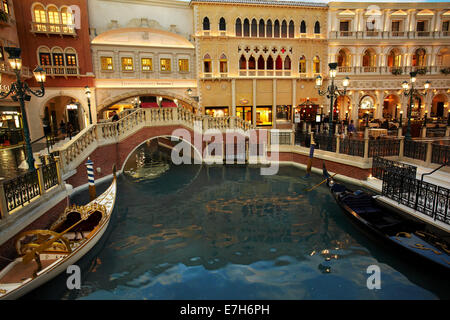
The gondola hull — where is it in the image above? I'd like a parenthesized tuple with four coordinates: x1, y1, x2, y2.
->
(0, 176, 117, 300)
(323, 164, 450, 271)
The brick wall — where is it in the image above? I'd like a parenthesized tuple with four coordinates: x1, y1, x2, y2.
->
(272, 151, 370, 180)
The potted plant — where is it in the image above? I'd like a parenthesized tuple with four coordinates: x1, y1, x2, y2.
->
(416, 68, 427, 75)
(440, 67, 450, 75)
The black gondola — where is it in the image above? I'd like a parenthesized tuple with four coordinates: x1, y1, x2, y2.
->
(322, 163, 450, 271)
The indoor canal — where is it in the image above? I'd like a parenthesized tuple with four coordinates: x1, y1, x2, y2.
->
(23, 141, 450, 300)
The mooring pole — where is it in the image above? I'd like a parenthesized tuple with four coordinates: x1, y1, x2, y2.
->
(305, 132, 316, 178)
(86, 158, 96, 201)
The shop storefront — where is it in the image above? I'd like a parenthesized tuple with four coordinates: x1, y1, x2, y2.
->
(256, 106, 272, 126)
(236, 106, 252, 123)
(0, 106, 24, 147)
(205, 106, 229, 118)
(276, 105, 292, 122)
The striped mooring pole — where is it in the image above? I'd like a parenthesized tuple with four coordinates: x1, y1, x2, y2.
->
(86, 157, 96, 201)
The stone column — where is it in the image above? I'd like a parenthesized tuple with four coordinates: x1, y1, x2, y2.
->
(231, 79, 236, 117)
(292, 79, 296, 123)
(253, 79, 257, 126)
(375, 91, 383, 119)
(364, 127, 370, 160)
(273, 79, 277, 128)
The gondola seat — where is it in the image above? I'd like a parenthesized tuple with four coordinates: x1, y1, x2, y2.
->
(331, 184, 347, 193)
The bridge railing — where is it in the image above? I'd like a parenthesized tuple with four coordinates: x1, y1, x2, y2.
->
(54, 107, 255, 175)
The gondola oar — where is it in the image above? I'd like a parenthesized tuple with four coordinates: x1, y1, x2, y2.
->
(305, 173, 337, 192)
(304, 133, 315, 178)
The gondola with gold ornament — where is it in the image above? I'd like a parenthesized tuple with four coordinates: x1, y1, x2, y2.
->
(0, 168, 117, 300)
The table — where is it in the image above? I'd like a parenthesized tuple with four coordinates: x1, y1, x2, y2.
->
(369, 128, 388, 138)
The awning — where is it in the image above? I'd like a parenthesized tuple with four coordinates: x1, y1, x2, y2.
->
(141, 102, 159, 108)
(161, 101, 177, 108)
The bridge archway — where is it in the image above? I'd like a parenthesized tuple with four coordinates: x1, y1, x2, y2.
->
(121, 134, 203, 173)
(96, 89, 199, 120)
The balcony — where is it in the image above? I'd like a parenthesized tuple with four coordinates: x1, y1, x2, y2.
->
(0, 63, 32, 78)
(238, 70, 292, 77)
(333, 65, 442, 76)
(202, 70, 296, 79)
(417, 31, 431, 37)
(41, 65, 80, 78)
(30, 22, 77, 37)
(330, 30, 449, 40)
(338, 66, 352, 73)
(390, 31, 406, 38)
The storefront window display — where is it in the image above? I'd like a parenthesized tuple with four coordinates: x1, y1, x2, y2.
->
(236, 106, 252, 123)
(0, 108, 23, 147)
(256, 107, 272, 126)
(276, 105, 292, 121)
(205, 107, 229, 118)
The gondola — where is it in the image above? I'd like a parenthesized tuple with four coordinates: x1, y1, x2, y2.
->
(0, 170, 117, 300)
(322, 163, 450, 271)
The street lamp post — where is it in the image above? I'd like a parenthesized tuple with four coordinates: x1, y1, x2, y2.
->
(401, 72, 430, 140)
(315, 62, 349, 150)
(0, 47, 46, 171)
(85, 86, 93, 125)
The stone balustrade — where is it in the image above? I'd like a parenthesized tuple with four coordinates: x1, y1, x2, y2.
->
(54, 107, 255, 175)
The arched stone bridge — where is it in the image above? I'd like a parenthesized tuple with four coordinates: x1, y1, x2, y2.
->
(54, 107, 268, 188)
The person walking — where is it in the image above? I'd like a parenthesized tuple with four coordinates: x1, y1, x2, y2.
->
(112, 111, 119, 122)
(347, 120, 356, 137)
(67, 122, 74, 139)
(59, 120, 66, 136)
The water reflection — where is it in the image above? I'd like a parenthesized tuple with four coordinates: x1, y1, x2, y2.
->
(0, 147, 26, 180)
(23, 162, 450, 300)
(123, 139, 171, 181)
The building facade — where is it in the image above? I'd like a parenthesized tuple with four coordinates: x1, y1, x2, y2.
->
(4, 0, 450, 140)
(0, 0, 33, 147)
(191, 0, 329, 129)
(87, 0, 198, 118)
(12, 0, 94, 141)
(328, 2, 450, 129)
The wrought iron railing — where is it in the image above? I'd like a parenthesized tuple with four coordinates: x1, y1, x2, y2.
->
(372, 156, 417, 180)
(369, 139, 400, 157)
(404, 139, 427, 161)
(431, 143, 450, 165)
(339, 138, 364, 157)
(313, 133, 336, 152)
(2, 169, 40, 213)
(294, 131, 309, 147)
(42, 160, 59, 191)
(382, 170, 449, 225)
(0, 158, 62, 218)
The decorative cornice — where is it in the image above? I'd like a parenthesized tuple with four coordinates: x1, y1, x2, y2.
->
(190, 0, 328, 8)
(99, 0, 190, 9)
